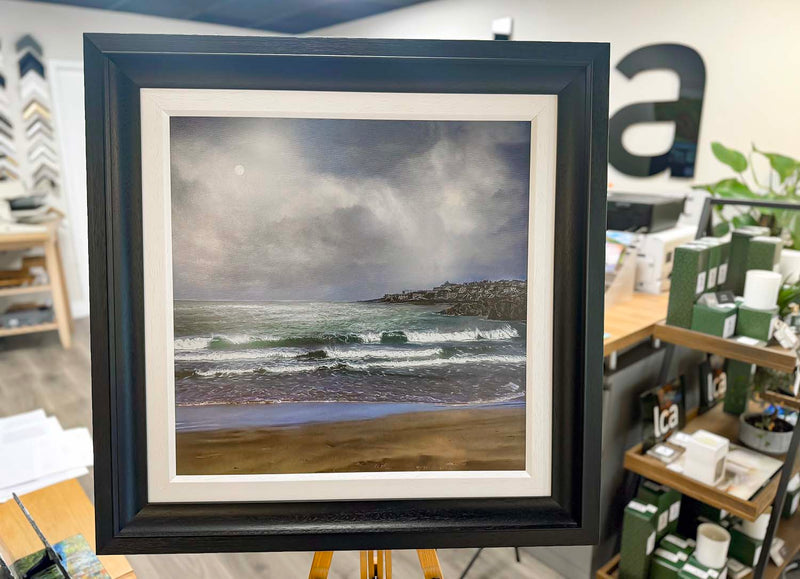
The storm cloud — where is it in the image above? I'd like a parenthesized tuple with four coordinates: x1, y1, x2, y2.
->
(170, 117, 530, 301)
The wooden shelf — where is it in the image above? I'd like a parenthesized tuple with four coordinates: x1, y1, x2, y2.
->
(0, 283, 51, 297)
(653, 322, 796, 373)
(761, 390, 800, 412)
(604, 293, 670, 356)
(0, 322, 57, 338)
(624, 404, 780, 522)
(596, 553, 619, 579)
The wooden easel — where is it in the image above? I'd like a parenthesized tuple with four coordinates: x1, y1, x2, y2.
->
(309, 550, 443, 578)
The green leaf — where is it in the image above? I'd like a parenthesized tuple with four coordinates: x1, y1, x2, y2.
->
(712, 142, 748, 173)
(732, 214, 758, 228)
(704, 178, 758, 199)
(755, 148, 799, 182)
(712, 221, 730, 236)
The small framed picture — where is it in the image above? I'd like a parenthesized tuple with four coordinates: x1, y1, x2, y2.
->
(86, 34, 609, 553)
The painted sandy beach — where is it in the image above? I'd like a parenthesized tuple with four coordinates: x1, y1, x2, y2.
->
(173, 299, 527, 474)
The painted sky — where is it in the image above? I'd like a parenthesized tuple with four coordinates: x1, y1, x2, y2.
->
(170, 117, 530, 301)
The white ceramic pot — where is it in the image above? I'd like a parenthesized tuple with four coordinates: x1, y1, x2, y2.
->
(738, 412, 793, 455)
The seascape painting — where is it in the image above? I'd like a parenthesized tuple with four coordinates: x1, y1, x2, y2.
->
(171, 116, 531, 475)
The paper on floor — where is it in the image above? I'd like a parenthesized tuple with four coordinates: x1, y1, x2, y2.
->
(0, 409, 93, 502)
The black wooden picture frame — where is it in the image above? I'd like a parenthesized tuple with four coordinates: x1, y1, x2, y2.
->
(85, 34, 609, 554)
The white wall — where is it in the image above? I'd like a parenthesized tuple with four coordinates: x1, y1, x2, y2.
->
(0, 0, 273, 317)
(313, 0, 800, 193)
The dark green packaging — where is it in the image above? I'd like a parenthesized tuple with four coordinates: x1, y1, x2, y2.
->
(691, 302, 738, 338)
(699, 237, 723, 290)
(620, 500, 658, 579)
(637, 480, 682, 539)
(677, 555, 725, 579)
(729, 525, 763, 567)
(724, 359, 754, 415)
(726, 227, 769, 295)
(667, 244, 709, 328)
(651, 548, 685, 579)
(736, 304, 778, 342)
(717, 241, 731, 286)
(746, 236, 782, 272)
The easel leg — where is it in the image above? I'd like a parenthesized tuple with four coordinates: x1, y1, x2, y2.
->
(308, 551, 334, 579)
(417, 549, 443, 579)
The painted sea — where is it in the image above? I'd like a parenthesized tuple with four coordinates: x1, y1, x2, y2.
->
(174, 300, 526, 431)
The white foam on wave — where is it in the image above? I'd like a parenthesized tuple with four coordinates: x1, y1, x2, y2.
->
(176, 348, 302, 362)
(346, 354, 526, 370)
(195, 364, 336, 377)
(193, 354, 525, 378)
(174, 337, 212, 351)
(404, 324, 519, 343)
(324, 347, 443, 360)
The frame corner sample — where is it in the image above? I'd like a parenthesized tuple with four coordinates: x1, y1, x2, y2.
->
(85, 34, 609, 554)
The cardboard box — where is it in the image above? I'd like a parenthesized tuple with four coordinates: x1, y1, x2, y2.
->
(736, 304, 778, 342)
(729, 525, 763, 568)
(723, 360, 754, 415)
(620, 500, 658, 579)
(746, 236, 782, 272)
(698, 237, 723, 290)
(691, 302, 737, 338)
(677, 555, 727, 579)
(683, 430, 729, 486)
(652, 548, 686, 579)
(718, 241, 731, 287)
(726, 227, 770, 295)
(667, 244, 710, 328)
(638, 480, 682, 539)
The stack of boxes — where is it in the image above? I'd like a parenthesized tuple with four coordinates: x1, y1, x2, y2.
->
(620, 476, 800, 578)
(666, 226, 794, 417)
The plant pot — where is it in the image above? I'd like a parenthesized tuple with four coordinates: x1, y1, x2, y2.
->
(738, 412, 793, 455)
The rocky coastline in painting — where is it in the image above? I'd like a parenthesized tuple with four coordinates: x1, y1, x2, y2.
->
(375, 279, 527, 321)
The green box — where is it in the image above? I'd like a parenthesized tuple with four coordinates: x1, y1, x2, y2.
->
(691, 302, 738, 338)
(667, 244, 709, 328)
(717, 241, 731, 287)
(651, 548, 685, 579)
(729, 525, 763, 567)
(677, 555, 725, 579)
(698, 237, 723, 290)
(746, 236, 782, 272)
(638, 481, 682, 539)
(726, 227, 769, 295)
(620, 500, 658, 579)
(661, 534, 696, 557)
(724, 359, 754, 415)
(736, 304, 778, 342)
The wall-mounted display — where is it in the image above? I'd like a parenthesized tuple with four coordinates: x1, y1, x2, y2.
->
(85, 34, 608, 553)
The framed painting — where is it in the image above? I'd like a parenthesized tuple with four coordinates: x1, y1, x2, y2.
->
(85, 34, 609, 553)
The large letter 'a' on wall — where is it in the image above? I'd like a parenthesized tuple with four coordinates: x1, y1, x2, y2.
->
(609, 43, 706, 178)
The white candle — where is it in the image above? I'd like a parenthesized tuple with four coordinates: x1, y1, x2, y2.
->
(743, 269, 782, 310)
(780, 249, 800, 284)
(695, 523, 731, 568)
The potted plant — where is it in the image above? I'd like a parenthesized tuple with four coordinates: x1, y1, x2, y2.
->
(738, 407, 794, 455)
(695, 142, 800, 245)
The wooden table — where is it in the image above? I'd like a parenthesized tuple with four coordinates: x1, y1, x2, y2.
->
(0, 479, 135, 578)
(0, 220, 73, 348)
(603, 292, 670, 367)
